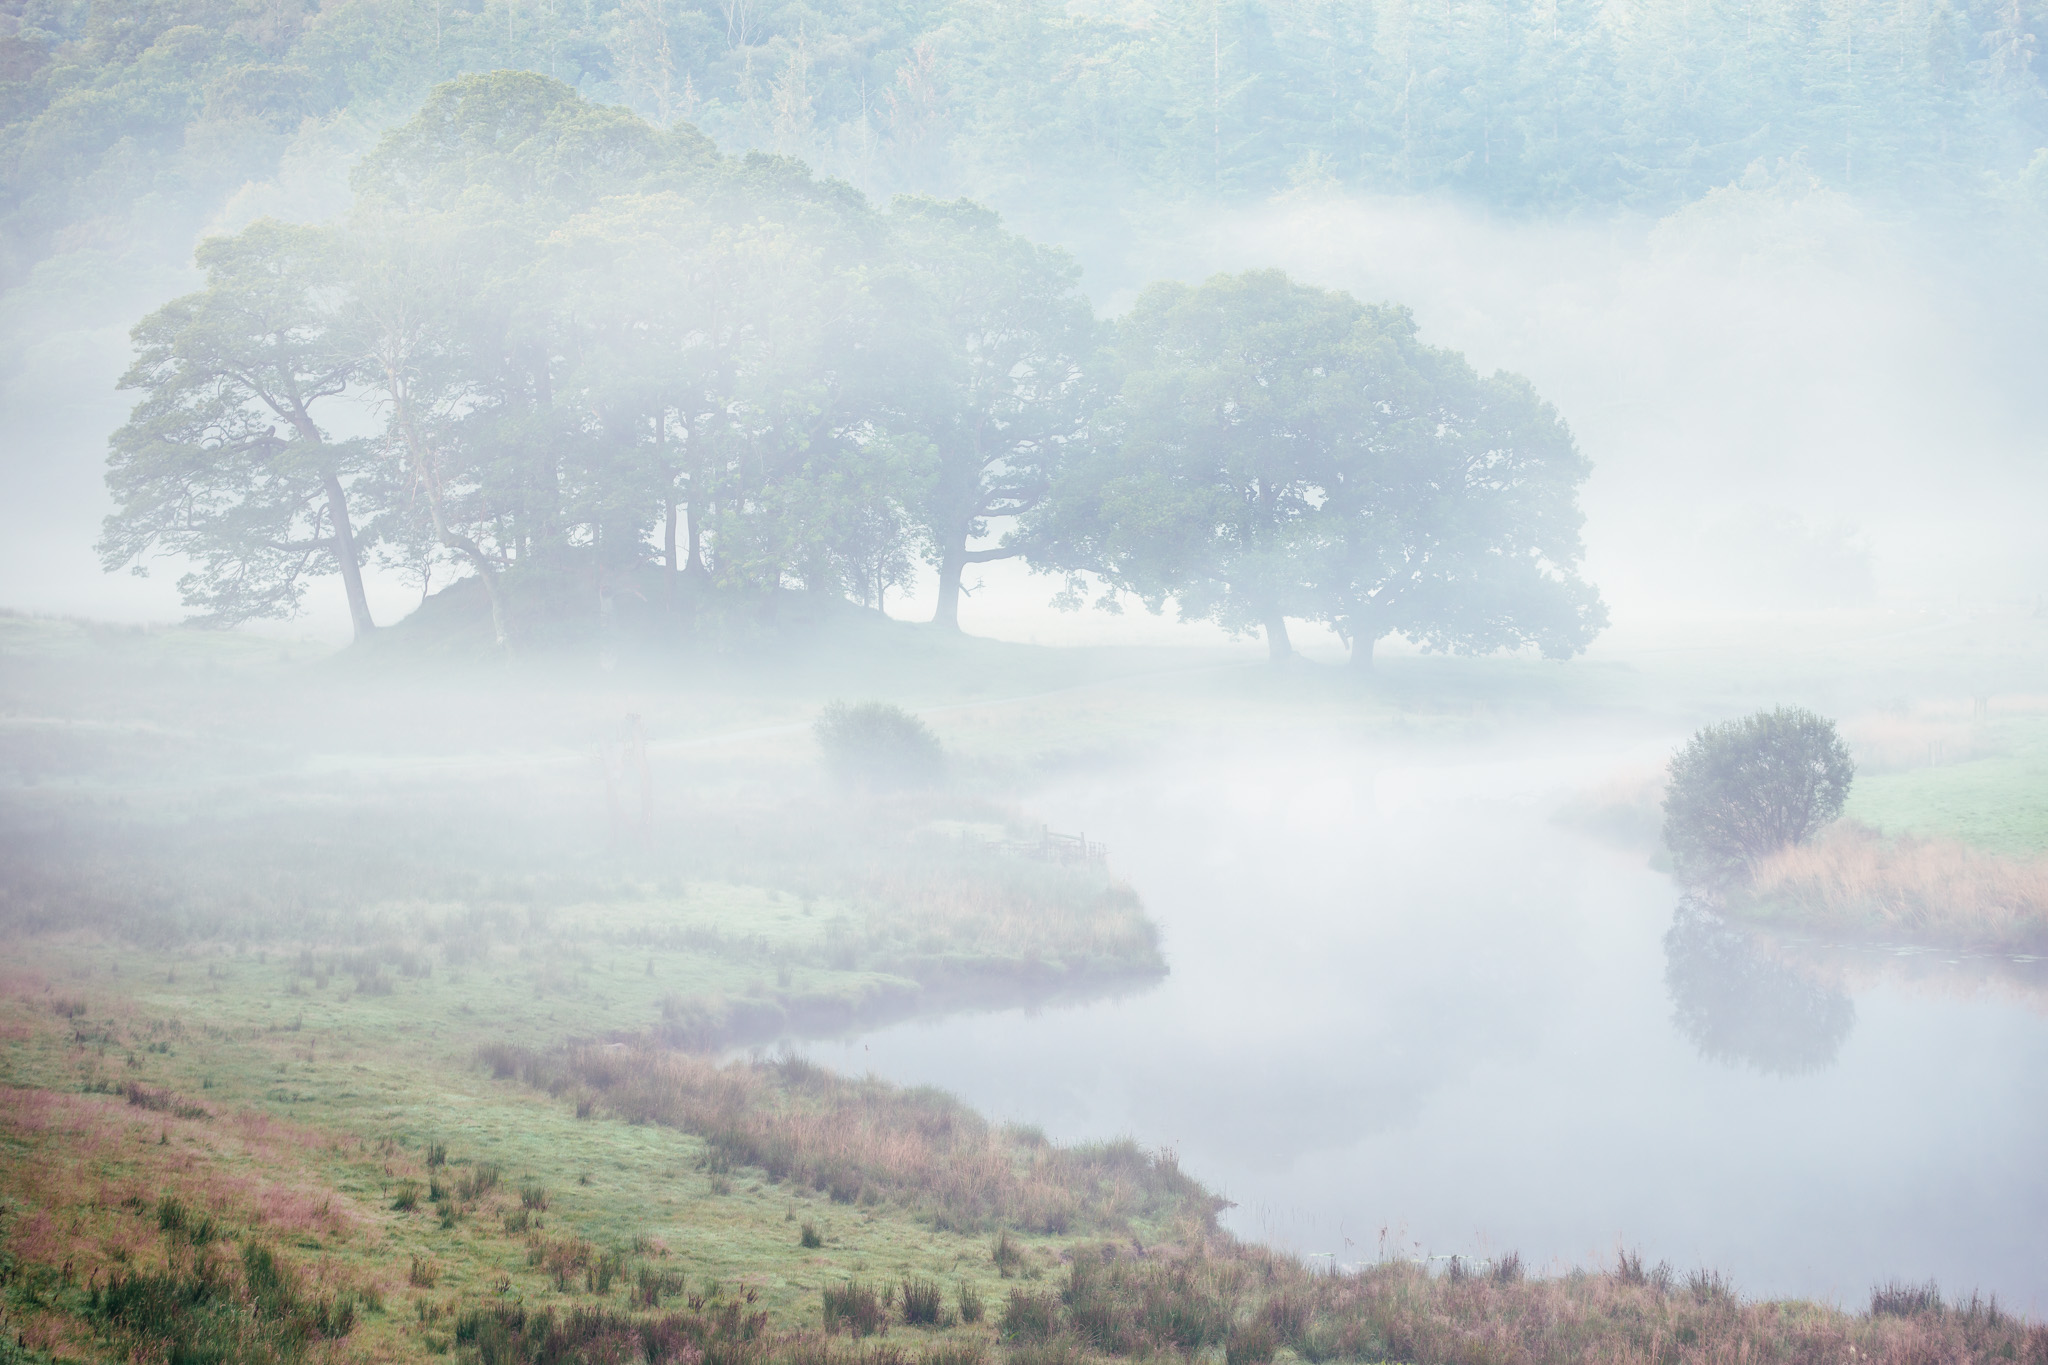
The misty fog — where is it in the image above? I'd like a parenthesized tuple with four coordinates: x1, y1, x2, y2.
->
(5, 5, 2048, 1360)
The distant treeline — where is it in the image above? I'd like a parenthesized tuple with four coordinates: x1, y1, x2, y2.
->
(5, 0, 2048, 286)
(101, 73, 1604, 664)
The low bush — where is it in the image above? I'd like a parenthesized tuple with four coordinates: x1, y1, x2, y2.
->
(814, 702, 946, 790)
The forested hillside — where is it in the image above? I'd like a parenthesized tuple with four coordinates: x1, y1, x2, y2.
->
(6, 0, 2048, 290)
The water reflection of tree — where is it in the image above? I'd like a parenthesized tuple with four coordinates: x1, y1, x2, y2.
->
(1664, 899, 1856, 1075)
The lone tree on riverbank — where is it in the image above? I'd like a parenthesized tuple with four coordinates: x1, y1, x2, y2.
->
(1663, 707, 1855, 887)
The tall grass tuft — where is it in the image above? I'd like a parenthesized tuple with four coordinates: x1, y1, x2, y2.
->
(822, 1281, 885, 1337)
(1872, 1280, 1944, 1317)
(1000, 1290, 1058, 1342)
(1226, 1320, 1278, 1365)
(899, 1277, 945, 1326)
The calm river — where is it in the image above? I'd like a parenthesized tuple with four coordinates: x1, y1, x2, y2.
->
(810, 727, 2048, 1312)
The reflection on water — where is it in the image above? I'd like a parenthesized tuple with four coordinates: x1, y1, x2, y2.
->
(807, 733, 2048, 1312)
(1664, 899, 1856, 1075)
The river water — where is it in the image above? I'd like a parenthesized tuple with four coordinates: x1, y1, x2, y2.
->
(811, 726, 2048, 1312)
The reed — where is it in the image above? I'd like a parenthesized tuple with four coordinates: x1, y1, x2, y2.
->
(1744, 821, 2048, 951)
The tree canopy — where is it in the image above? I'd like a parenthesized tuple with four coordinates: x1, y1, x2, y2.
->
(8, 0, 2048, 297)
(1031, 271, 1605, 664)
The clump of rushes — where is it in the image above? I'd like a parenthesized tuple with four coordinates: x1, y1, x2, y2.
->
(900, 1277, 945, 1326)
(520, 1183, 549, 1211)
(459, 1163, 500, 1201)
(1000, 1289, 1058, 1342)
(503, 1208, 531, 1234)
(409, 1254, 439, 1288)
(822, 1281, 885, 1336)
(635, 1266, 686, 1309)
(800, 1221, 824, 1249)
(1226, 1321, 1277, 1365)
(426, 1141, 447, 1167)
(924, 1343, 987, 1365)
(957, 1282, 985, 1325)
(992, 1230, 1025, 1277)
(391, 1181, 421, 1211)
(587, 1249, 626, 1295)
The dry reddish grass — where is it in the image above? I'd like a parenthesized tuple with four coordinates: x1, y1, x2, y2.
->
(1040, 1240, 2047, 1365)
(1745, 822, 2048, 951)
(496, 1045, 1218, 1237)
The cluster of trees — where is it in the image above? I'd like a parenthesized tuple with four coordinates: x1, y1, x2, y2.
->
(102, 73, 1605, 665)
(8, 0, 2048, 287)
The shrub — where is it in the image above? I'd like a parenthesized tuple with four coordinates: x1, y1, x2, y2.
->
(814, 702, 945, 790)
(1664, 707, 1854, 886)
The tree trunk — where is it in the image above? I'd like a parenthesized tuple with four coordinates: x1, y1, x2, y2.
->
(932, 548, 965, 630)
(1265, 613, 1293, 661)
(321, 472, 376, 642)
(468, 550, 510, 647)
(684, 478, 706, 575)
(663, 498, 678, 603)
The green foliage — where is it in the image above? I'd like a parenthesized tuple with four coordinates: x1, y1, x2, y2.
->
(813, 701, 945, 789)
(1663, 707, 1855, 886)
(1034, 270, 1604, 664)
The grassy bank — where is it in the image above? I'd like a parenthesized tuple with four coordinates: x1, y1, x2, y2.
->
(5, 949, 2042, 1365)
